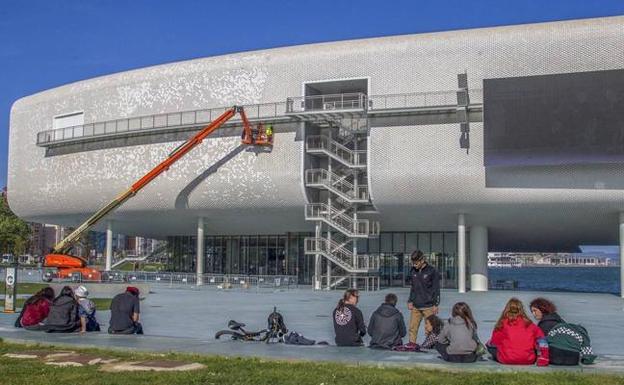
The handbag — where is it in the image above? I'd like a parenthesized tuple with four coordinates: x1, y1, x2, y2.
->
(473, 329, 487, 356)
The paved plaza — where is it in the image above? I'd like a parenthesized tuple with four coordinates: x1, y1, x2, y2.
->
(1, 286, 624, 373)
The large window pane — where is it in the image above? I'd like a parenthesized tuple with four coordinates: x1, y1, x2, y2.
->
(393, 233, 405, 253)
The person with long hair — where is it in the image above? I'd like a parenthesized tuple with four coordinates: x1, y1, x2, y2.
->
(41, 286, 80, 333)
(333, 289, 366, 346)
(529, 297, 563, 335)
(17, 287, 55, 329)
(435, 302, 479, 363)
(488, 298, 544, 365)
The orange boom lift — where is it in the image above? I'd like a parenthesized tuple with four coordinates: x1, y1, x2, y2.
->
(44, 106, 272, 280)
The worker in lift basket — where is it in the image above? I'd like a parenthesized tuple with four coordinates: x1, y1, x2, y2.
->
(265, 124, 273, 142)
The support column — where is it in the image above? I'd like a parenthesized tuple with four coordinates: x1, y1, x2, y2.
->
(105, 220, 113, 271)
(196, 217, 205, 286)
(470, 226, 489, 292)
(457, 214, 466, 293)
(620, 213, 624, 298)
(314, 222, 322, 290)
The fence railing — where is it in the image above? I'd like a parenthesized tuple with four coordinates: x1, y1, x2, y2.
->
(37, 89, 483, 146)
(306, 135, 367, 167)
(286, 92, 367, 113)
(305, 168, 368, 202)
(36, 101, 288, 145)
(5, 267, 297, 289)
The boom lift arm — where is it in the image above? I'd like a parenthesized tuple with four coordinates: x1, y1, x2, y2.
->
(46, 106, 260, 269)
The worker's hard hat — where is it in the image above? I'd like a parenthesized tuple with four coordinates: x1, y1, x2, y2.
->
(75, 285, 89, 298)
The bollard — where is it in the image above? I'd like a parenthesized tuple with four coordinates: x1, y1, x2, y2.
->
(3, 263, 18, 313)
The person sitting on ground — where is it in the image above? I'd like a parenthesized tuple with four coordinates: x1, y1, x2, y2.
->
(74, 285, 100, 333)
(420, 314, 443, 349)
(529, 297, 564, 336)
(368, 293, 406, 349)
(41, 286, 80, 333)
(333, 289, 366, 346)
(109, 286, 143, 335)
(487, 298, 544, 365)
(17, 287, 55, 329)
(530, 297, 593, 365)
(435, 302, 479, 363)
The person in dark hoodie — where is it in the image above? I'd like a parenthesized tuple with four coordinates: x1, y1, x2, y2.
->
(41, 286, 80, 333)
(368, 293, 406, 349)
(333, 289, 366, 346)
(530, 297, 581, 365)
(407, 250, 440, 344)
(529, 298, 563, 335)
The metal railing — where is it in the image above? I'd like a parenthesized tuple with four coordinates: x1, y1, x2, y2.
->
(304, 237, 379, 272)
(36, 101, 289, 145)
(368, 89, 483, 110)
(29, 267, 297, 289)
(305, 168, 368, 202)
(305, 203, 380, 238)
(286, 92, 367, 113)
(306, 135, 367, 167)
(36, 89, 483, 146)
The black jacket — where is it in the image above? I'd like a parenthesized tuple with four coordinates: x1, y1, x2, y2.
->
(333, 304, 366, 346)
(42, 295, 79, 332)
(538, 312, 564, 336)
(368, 303, 406, 349)
(408, 264, 440, 308)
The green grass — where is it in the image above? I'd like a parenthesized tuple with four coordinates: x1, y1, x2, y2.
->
(0, 298, 112, 310)
(0, 282, 49, 296)
(115, 262, 164, 272)
(0, 341, 622, 385)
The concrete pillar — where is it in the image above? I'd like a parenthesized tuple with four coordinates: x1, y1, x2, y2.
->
(105, 220, 113, 271)
(314, 222, 322, 290)
(470, 225, 489, 292)
(620, 213, 624, 298)
(196, 217, 205, 286)
(457, 214, 466, 293)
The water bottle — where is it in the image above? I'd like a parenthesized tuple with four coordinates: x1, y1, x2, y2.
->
(536, 338, 550, 366)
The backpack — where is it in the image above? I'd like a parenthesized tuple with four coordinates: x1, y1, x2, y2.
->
(547, 323, 596, 364)
(284, 331, 316, 345)
(267, 307, 287, 335)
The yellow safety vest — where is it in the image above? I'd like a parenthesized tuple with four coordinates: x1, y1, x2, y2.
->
(266, 125, 273, 136)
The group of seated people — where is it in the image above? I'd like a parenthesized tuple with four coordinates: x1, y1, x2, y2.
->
(15, 285, 144, 335)
(332, 289, 595, 366)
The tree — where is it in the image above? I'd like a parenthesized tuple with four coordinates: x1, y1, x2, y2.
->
(0, 188, 31, 255)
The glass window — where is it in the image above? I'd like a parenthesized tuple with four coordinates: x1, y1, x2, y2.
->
(380, 233, 392, 254)
(418, 233, 430, 254)
(393, 233, 405, 253)
(406, 233, 418, 255)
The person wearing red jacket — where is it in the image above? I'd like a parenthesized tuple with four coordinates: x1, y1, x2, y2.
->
(19, 287, 55, 329)
(487, 298, 544, 365)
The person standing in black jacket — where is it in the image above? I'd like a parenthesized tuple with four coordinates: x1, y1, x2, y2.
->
(368, 293, 406, 349)
(333, 289, 366, 346)
(407, 250, 440, 344)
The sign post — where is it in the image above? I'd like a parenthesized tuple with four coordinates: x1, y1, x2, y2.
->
(3, 263, 18, 313)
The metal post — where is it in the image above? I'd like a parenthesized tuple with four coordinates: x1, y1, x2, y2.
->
(314, 222, 322, 290)
(620, 213, 624, 298)
(3, 263, 18, 313)
(197, 217, 205, 286)
(457, 214, 466, 293)
(105, 220, 113, 271)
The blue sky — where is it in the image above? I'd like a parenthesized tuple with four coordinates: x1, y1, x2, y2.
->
(2, 0, 624, 189)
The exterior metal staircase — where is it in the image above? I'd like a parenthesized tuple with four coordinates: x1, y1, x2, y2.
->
(300, 95, 381, 290)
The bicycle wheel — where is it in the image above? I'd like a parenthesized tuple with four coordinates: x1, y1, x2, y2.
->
(215, 330, 245, 340)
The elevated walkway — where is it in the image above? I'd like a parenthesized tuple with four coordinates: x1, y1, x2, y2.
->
(36, 89, 483, 147)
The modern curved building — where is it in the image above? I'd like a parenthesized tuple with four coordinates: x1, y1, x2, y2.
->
(8, 16, 624, 293)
